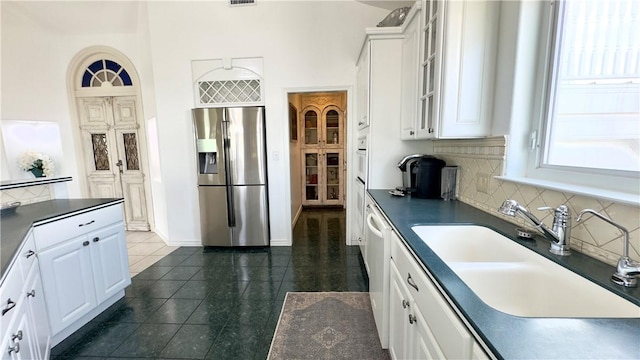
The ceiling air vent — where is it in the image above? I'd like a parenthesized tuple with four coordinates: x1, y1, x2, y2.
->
(229, 0, 256, 6)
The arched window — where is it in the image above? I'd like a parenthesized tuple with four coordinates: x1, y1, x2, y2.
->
(81, 59, 133, 87)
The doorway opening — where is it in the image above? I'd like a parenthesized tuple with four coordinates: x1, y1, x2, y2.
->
(287, 90, 348, 244)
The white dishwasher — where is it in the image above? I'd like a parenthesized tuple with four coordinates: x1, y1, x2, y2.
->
(365, 194, 391, 348)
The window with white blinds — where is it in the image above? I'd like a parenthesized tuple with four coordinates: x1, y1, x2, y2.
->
(541, 0, 639, 173)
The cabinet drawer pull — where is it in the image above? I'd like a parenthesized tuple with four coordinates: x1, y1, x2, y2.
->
(408, 313, 417, 324)
(1, 299, 16, 316)
(27, 290, 36, 298)
(406, 273, 419, 291)
(11, 330, 23, 342)
(83, 241, 90, 246)
(25, 250, 36, 259)
(409, 130, 415, 135)
(7, 342, 19, 355)
(402, 299, 409, 309)
(93, 237, 100, 242)
(79, 220, 95, 227)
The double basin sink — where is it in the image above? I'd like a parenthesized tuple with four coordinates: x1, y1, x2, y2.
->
(411, 225, 640, 318)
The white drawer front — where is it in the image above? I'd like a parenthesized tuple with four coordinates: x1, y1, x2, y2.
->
(392, 236, 473, 360)
(33, 204, 123, 250)
(18, 231, 38, 278)
(0, 260, 24, 337)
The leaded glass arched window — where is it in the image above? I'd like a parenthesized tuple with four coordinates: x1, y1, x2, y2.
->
(81, 59, 133, 87)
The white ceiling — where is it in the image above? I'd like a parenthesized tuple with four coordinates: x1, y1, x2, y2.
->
(2, 1, 141, 34)
(356, 0, 415, 11)
(2, 0, 415, 35)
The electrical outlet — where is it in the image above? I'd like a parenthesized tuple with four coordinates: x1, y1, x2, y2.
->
(476, 172, 490, 194)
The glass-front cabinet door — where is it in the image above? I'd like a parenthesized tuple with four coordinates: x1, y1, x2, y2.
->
(323, 150, 343, 205)
(418, 0, 444, 138)
(303, 149, 320, 205)
(302, 109, 319, 146)
(302, 149, 343, 205)
(300, 105, 344, 206)
(323, 107, 343, 148)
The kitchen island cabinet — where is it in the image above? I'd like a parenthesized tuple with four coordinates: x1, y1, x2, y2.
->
(0, 232, 48, 360)
(0, 198, 128, 348)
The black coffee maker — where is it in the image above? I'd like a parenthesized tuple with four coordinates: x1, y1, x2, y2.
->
(412, 156, 446, 198)
(397, 155, 446, 198)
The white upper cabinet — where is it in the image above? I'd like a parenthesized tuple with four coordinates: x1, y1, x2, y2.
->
(400, 4, 423, 139)
(356, 48, 370, 130)
(408, 0, 498, 139)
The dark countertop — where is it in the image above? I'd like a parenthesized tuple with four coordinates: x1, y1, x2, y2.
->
(1, 198, 123, 282)
(368, 189, 640, 360)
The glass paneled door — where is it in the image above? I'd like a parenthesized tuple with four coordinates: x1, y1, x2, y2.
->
(324, 151, 343, 205)
(302, 149, 343, 205)
(300, 104, 345, 206)
(302, 109, 319, 146)
(77, 96, 150, 231)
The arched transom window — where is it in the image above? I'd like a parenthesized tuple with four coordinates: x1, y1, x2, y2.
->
(81, 59, 133, 88)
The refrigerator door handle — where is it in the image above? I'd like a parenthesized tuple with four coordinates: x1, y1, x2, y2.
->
(222, 117, 236, 228)
(226, 185, 236, 227)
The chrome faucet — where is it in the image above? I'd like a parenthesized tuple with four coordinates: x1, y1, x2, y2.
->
(576, 209, 640, 288)
(498, 199, 571, 256)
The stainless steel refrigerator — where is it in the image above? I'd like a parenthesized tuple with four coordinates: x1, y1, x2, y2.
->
(192, 107, 269, 246)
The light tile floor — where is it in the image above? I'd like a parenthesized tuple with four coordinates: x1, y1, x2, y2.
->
(125, 231, 179, 277)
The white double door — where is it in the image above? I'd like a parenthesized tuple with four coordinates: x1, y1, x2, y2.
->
(77, 96, 150, 231)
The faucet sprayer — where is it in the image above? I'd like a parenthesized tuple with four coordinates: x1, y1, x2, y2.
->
(498, 199, 571, 256)
(576, 209, 640, 288)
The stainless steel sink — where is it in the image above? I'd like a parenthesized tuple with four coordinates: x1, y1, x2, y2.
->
(411, 225, 640, 318)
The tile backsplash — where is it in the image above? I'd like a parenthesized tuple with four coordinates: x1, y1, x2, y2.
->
(433, 136, 640, 266)
(0, 184, 53, 205)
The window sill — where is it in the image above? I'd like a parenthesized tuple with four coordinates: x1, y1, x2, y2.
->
(495, 176, 640, 207)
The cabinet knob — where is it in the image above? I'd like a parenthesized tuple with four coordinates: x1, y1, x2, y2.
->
(25, 250, 35, 259)
(408, 314, 417, 325)
(428, 128, 434, 134)
(27, 290, 36, 298)
(7, 342, 19, 355)
(1, 298, 16, 316)
(83, 241, 90, 247)
(11, 330, 23, 342)
(409, 130, 415, 135)
(93, 237, 100, 242)
(402, 299, 410, 309)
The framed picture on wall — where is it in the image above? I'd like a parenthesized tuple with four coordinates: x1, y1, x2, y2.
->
(289, 103, 298, 142)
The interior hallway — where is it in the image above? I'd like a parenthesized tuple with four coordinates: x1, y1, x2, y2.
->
(50, 208, 368, 359)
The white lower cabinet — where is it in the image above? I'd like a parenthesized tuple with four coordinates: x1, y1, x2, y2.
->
(89, 223, 131, 304)
(389, 232, 489, 360)
(24, 263, 50, 359)
(35, 203, 130, 345)
(1, 301, 37, 360)
(39, 218, 129, 337)
(0, 232, 50, 360)
(39, 235, 99, 334)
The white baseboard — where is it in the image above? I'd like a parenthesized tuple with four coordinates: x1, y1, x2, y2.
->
(271, 238, 291, 246)
(165, 240, 202, 247)
(292, 205, 302, 229)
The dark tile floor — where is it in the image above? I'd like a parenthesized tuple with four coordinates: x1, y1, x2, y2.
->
(51, 208, 368, 360)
